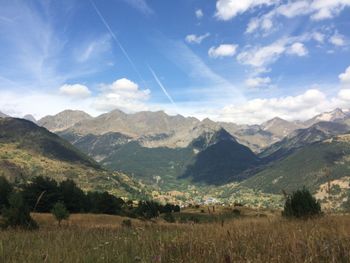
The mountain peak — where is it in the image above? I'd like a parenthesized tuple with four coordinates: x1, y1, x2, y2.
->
(261, 117, 303, 138)
(191, 128, 236, 151)
(38, 110, 92, 132)
(0, 111, 9, 118)
(23, 114, 37, 123)
(305, 108, 347, 126)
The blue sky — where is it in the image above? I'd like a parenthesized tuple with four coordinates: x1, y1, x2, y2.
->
(0, 0, 350, 124)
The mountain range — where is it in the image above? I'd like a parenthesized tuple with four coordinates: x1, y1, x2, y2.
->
(2, 107, 350, 208)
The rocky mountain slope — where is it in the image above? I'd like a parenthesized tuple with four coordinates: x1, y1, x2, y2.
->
(40, 109, 304, 152)
(0, 111, 8, 118)
(38, 110, 92, 132)
(260, 121, 350, 161)
(304, 108, 348, 127)
(261, 117, 305, 138)
(23, 114, 37, 123)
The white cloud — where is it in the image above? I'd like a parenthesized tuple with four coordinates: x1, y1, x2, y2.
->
(237, 40, 286, 68)
(0, 90, 97, 119)
(338, 89, 350, 100)
(76, 35, 111, 62)
(329, 33, 346, 46)
(185, 33, 210, 44)
(310, 0, 350, 20)
(237, 37, 310, 70)
(312, 32, 326, 43)
(121, 0, 153, 15)
(208, 44, 238, 58)
(246, 0, 350, 34)
(195, 9, 203, 19)
(339, 66, 350, 85)
(245, 77, 271, 88)
(59, 84, 91, 98)
(94, 78, 150, 112)
(219, 89, 330, 124)
(215, 0, 277, 20)
(287, 42, 308, 56)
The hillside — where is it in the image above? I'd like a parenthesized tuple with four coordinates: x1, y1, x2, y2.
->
(260, 121, 350, 161)
(182, 129, 260, 184)
(60, 125, 261, 189)
(0, 118, 145, 198)
(242, 134, 350, 207)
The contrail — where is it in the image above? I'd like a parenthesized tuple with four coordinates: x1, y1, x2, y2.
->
(148, 66, 177, 109)
(89, 0, 146, 84)
(90, 0, 177, 111)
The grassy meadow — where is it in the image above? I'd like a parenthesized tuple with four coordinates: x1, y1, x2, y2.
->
(1, 209, 350, 263)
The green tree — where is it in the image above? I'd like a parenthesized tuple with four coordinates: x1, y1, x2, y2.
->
(51, 202, 70, 226)
(282, 188, 322, 219)
(135, 201, 160, 219)
(87, 191, 124, 215)
(59, 179, 87, 213)
(22, 176, 61, 212)
(1, 192, 38, 230)
(0, 176, 12, 212)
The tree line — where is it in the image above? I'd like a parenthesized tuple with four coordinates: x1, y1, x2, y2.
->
(0, 176, 180, 229)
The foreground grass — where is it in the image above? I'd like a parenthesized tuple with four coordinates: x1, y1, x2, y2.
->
(1, 213, 350, 262)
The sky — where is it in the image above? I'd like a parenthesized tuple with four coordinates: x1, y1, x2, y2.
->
(0, 0, 350, 124)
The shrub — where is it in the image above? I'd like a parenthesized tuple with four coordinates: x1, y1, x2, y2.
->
(122, 219, 132, 228)
(163, 213, 175, 223)
(1, 192, 38, 230)
(232, 209, 241, 216)
(0, 176, 12, 212)
(51, 202, 70, 226)
(173, 205, 180, 213)
(282, 188, 321, 219)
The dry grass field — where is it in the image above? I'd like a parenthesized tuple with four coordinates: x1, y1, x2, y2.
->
(1, 210, 350, 263)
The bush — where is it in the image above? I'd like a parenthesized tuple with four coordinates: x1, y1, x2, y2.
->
(163, 213, 175, 223)
(51, 202, 70, 226)
(121, 219, 132, 228)
(1, 192, 38, 230)
(282, 188, 322, 219)
(0, 176, 12, 212)
(232, 209, 241, 216)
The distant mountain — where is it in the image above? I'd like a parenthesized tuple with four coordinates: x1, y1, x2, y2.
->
(44, 109, 287, 152)
(61, 125, 261, 188)
(182, 129, 260, 184)
(0, 111, 8, 118)
(261, 117, 305, 138)
(38, 110, 92, 132)
(58, 131, 132, 162)
(304, 108, 348, 127)
(242, 134, 350, 199)
(220, 123, 278, 152)
(260, 121, 350, 161)
(0, 118, 144, 198)
(23, 114, 37, 123)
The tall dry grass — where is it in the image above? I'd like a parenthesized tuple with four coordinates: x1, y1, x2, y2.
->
(1, 213, 350, 262)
